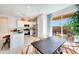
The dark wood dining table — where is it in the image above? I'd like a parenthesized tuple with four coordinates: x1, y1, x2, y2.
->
(31, 37, 66, 54)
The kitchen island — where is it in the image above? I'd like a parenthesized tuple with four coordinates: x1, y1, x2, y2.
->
(10, 32, 24, 50)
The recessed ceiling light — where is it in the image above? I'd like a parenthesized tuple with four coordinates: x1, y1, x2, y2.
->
(27, 5, 30, 9)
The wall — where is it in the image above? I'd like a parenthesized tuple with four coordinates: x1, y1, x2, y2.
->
(37, 13, 48, 37)
(0, 17, 9, 37)
(42, 13, 47, 36)
(0, 16, 18, 38)
(37, 15, 43, 37)
(8, 16, 18, 29)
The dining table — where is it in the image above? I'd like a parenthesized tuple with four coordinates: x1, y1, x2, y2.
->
(31, 37, 66, 54)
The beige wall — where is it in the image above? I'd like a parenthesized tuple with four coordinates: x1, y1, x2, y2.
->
(0, 16, 18, 39)
(0, 17, 9, 37)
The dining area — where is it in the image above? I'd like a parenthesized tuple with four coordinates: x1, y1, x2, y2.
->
(18, 35, 79, 54)
(20, 35, 79, 54)
(0, 33, 79, 54)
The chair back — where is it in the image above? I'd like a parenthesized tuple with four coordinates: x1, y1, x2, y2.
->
(61, 45, 78, 54)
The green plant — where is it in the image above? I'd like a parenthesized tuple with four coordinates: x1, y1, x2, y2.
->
(69, 10, 79, 35)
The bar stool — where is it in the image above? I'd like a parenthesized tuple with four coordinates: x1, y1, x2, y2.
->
(1, 35, 10, 50)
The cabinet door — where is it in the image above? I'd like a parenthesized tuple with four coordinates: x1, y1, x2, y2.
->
(17, 21, 25, 27)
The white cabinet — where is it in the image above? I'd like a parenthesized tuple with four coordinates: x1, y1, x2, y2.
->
(17, 21, 25, 27)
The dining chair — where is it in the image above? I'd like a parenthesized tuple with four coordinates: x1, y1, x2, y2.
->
(21, 45, 40, 54)
(61, 45, 78, 54)
(71, 45, 79, 53)
(1, 35, 10, 50)
(21, 45, 30, 54)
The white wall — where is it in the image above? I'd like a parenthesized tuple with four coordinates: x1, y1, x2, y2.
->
(8, 16, 18, 29)
(0, 16, 18, 38)
(42, 13, 47, 36)
(37, 13, 48, 37)
(37, 15, 43, 37)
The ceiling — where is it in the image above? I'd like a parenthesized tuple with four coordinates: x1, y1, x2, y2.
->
(0, 4, 74, 17)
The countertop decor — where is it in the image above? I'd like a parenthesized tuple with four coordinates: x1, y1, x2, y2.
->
(10, 28, 23, 33)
